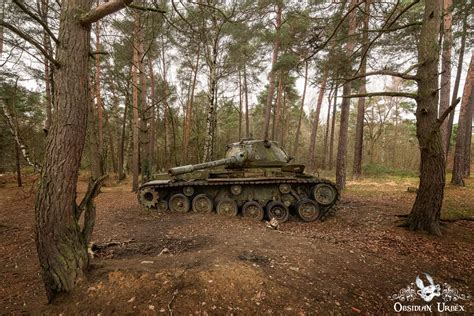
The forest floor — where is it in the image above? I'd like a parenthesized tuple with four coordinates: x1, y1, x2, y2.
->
(1, 173, 473, 314)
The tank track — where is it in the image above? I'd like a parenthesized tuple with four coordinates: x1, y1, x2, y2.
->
(138, 177, 339, 223)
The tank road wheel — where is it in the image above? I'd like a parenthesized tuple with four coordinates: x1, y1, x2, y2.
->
(242, 201, 264, 221)
(216, 199, 238, 217)
(312, 183, 338, 206)
(192, 194, 213, 213)
(169, 194, 190, 213)
(139, 188, 159, 209)
(157, 200, 168, 212)
(296, 199, 320, 222)
(266, 201, 289, 223)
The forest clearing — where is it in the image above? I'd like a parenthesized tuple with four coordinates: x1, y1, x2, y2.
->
(1, 173, 473, 314)
(1, 0, 474, 314)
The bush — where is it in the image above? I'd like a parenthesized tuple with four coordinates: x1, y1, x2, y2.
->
(362, 163, 418, 178)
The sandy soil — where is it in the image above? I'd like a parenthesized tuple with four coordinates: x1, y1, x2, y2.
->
(0, 176, 473, 314)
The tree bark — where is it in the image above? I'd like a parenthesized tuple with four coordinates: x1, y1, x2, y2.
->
(307, 67, 329, 170)
(262, 3, 282, 141)
(182, 45, 200, 163)
(335, 0, 357, 190)
(131, 12, 140, 191)
(407, 0, 444, 235)
(243, 63, 250, 138)
(329, 85, 338, 170)
(439, 0, 452, 155)
(352, 0, 370, 180)
(451, 52, 474, 186)
(35, 0, 93, 301)
(88, 89, 102, 181)
(15, 141, 22, 187)
(39, 0, 54, 134)
(272, 72, 283, 142)
(118, 94, 128, 181)
(463, 88, 473, 177)
(323, 83, 334, 169)
(444, 6, 468, 157)
(147, 57, 156, 169)
(94, 18, 104, 174)
(293, 61, 309, 156)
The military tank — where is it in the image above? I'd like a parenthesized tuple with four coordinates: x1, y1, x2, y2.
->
(137, 139, 339, 223)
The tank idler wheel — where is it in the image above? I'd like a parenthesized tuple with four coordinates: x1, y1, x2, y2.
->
(296, 198, 320, 222)
(192, 194, 213, 213)
(169, 193, 190, 213)
(242, 201, 264, 221)
(266, 201, 289, 223)
(313, 183, 338, 206)
(216, 199, 238, 217)
(139, 188, 159, 209)
(156, 200, 168, 212)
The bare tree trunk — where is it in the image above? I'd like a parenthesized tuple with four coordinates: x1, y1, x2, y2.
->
(445, 6, 468, 157)
(118, 95, 129, 181)
(329, 85, 337, 170)
(182, 45, 200, 163)
(39, 0, 54, 134)
(15, 141, 22, 187)
(35, 0, 92, 301)
(148, 58, 156, 169)
(451, 52, 474, 186)
(293, 61, 309, 157)
(352, 0, 370, 180)
(272, 72, 283, 142)
(203, 42, 219, 162)
(88, 90, 102, 180)
(238, 68, 242, 140)
(131, 12, 140, 191)
(323, 83, 334, 169)
(335, 0, 357, 190)
(262, 3, 282, 141)
(463, 89, 473, 177)
(94, 19, 104, 175)
(307, 66, 328, 170)
(138, 33, 149, 182)
(407, 0, 444, 235)
(439, 0, 452, 155)
(243, 63, 250, 138)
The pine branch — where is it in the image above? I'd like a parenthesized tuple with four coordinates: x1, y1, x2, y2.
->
(344, 70, 417, 82)
(437, 97, 460, 127)
(11, 0, 59, 44)
(0, 20, 60, 67)
(80, 0, 133, 26)
(343, 91, 417, 99)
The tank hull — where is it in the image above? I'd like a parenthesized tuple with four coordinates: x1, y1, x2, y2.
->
(138, 177, 339, 222)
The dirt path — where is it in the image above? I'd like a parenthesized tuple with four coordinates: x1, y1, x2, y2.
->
(1, 179, 473, 314)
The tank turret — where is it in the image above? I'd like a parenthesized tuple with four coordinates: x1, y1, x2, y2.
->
(138, 139, 339, 223)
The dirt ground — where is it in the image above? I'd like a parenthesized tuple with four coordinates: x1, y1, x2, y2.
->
(1, 175, 473, 314)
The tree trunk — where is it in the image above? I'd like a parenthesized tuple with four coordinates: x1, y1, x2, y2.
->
(94, 19, 104, 174)
(272, 72, 283, 142)
(203, 42, 219, 162)
(35, 0, 92, 301)
(451, 52, 474, 186)
(463, 88, 473, 177)
(293, 61, 309, 157)
(329, 85, 338, 170)
(147, 58, 156, 169)
(407, 0, 444, 235)
(262, 3, 282, 141)
(352, 0, 370, 180)
(307, 66, 329, 170)
(243, 63, 250, 138)
(444, 6, 468, 157)
(182, 45, 200, 163)
(138, 31, 149, 182)
(335, 0, 357, 190)
(118, 95, 128, 181)
(131, 12, 140, 191)
(15, 141, 22, 187)
(88, 91, 102, 180)
(40, 0, 54, 135)
(323, 83, 334, 169)
(439, 0, 452, 155)
(238, 68, 242, 140)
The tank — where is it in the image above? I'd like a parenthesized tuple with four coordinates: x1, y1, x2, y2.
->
(137, 139, 339, 223)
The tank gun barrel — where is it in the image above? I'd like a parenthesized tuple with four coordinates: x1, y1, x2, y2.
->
(168, 155, 241, 176)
